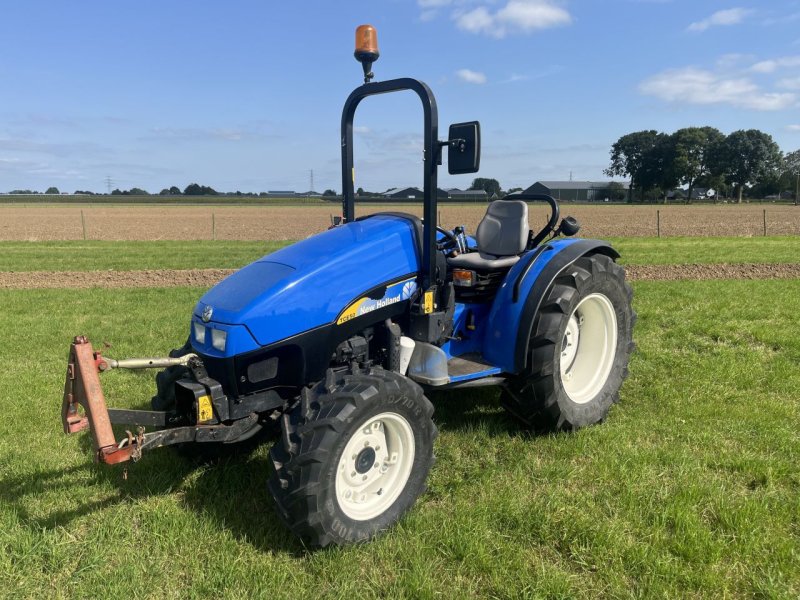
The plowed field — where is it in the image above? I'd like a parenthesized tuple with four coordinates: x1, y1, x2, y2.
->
(2, 203, 798, 241)
(2, 263, 799, 289)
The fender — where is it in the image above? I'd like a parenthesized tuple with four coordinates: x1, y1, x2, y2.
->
(483, 239, 619, 374)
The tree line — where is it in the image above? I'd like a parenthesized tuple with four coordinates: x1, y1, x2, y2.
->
(605, 127, 799, 203)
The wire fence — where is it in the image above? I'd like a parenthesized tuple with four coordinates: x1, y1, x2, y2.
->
(1, 204, 798, 241)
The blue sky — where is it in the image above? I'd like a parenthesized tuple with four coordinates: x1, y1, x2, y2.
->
(1, 0, 799, 194)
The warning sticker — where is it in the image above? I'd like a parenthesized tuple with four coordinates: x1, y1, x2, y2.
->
(197, 395, 214, 422)
(423, 291, 434, 314)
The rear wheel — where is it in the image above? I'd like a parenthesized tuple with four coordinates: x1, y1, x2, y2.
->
(502, 253, 635, 430)
(268, 366, 436, 547)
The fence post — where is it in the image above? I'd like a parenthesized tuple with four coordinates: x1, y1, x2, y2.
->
(657, 210, 660, 238)
(763, 209, 767, 237)
(212, 212, 216, 241)
(81, 210, 87, 241)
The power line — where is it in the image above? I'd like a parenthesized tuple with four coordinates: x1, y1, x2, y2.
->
(309, 169, 315, 193)
(105, 176, 113, 194)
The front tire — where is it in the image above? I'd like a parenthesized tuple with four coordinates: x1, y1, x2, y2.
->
(268, 366, 436, 547)
(502, 253, 635, 430)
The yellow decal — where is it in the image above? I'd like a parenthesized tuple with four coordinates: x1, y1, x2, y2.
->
(336, 278, 417, 325)
(337, 298, 367, 325)
(197, 395, 214, 422)
(352, 167, 355, 183)
(423, 291, 434, 314)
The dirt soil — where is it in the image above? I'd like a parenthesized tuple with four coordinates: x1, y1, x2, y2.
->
(2, 203, 799, 240)
(1, 264, 799, 290)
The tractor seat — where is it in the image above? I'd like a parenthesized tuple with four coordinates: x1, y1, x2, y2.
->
(447, 200, 528, 270)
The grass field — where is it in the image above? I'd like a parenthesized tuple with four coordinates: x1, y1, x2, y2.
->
(2, 236, 800, 272)
(1, 240, 799, 598)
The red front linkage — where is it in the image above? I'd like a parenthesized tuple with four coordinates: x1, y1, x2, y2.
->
(62, 336, 139, 464)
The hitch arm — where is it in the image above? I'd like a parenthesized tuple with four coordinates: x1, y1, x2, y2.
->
(62, 336, 135, 464)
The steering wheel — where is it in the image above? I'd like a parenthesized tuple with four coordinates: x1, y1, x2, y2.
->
(436, 226, 460, 252)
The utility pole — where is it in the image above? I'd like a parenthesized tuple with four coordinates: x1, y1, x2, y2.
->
(309, 169, 315, 194)
(105, 176, 113, 194)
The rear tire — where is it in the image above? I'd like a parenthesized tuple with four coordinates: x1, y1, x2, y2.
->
(268, 366, 436, 547)
(502, 253, 635, 430)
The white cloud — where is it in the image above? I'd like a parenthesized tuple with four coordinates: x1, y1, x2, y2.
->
(500, 73, 530, 83)
(715, 53, 754, 69)
(456, 68, 487, 84)
(750, 56, 800, 73)
(778, 76, 800, 90)
(787, 124, 800, 131)
(455, 0, 571, 38)
(419, 10, 438, 22)
(353, 125, 371, 134)
(639, 67, 796, 111)
(687, 8, 753, 33)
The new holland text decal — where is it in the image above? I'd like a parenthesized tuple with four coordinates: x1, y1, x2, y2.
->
(336, 277, 417, 325)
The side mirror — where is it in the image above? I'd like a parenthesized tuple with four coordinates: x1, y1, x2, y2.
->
(448, 121, 481, 175)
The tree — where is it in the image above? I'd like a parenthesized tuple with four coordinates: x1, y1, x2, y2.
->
(670, 127, 725, 204)
(604, 130, 661, 202)
(169, 186, 181, 195)
(711, 130, 783, 203)
(783, 149, 800, 205)
(469, 178, 501, 197)
(604, 181, 627, 201)
(184, 183, 218, 196)
(322, 189, 337, 197)
(639, 133, 678, 202)
(507, 187, 523, 194)
(45, 186, 60, 194)
(128, 187, 148, 195)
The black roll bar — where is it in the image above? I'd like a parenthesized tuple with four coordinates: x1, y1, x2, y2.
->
(340, 78, 440, 291)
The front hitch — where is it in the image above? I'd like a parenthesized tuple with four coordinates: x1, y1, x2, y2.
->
(62, 336, 259, 464)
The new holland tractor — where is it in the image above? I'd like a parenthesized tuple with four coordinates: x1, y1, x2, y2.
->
(61, 25, 635, 547)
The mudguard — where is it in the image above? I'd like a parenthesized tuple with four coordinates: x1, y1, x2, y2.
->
(483, 239, 619, 374)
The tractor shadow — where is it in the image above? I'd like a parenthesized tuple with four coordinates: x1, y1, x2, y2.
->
(6, 390, 539, 555)
(426, 386, 550, 439)
(1, 432, 305, 555)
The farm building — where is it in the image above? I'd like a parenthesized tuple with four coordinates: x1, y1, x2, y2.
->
(524, 181, 630, 202)
(379, 187, 450, 200)
(446, 188, 489, 201)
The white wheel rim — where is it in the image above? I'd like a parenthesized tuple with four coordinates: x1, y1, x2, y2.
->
(560, 293, 618, 404)
(335, 412, 415, 521)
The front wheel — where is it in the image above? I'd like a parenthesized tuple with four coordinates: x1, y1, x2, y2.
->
(268, 366, 436, 547)
(502, 253, 635, 430)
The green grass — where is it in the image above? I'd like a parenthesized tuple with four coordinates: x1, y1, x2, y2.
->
(0, 241, 284, 271)
(1, 280, 798, 598)
(610, 236, 800, 265)
(2, 236, 799, 272)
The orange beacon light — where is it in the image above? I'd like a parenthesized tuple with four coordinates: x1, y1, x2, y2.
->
(354, 24, 379, 83)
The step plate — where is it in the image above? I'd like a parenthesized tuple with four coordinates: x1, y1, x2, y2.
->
(447, 353, 502, 383)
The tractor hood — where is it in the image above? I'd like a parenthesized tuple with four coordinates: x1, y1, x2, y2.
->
(194, 214, 420, 350)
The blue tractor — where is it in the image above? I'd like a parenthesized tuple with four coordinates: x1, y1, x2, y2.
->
(61, 25, 635, 547)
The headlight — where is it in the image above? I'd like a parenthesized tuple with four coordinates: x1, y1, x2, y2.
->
(211, 328, 227, 352)
(193, 322, 206, 344)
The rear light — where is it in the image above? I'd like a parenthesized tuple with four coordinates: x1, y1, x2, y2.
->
(453, 269, 476, 287)
(193, 322, 206, 344)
